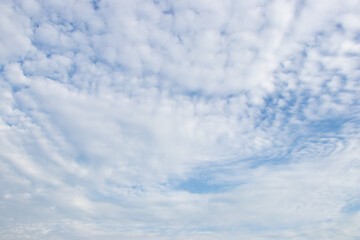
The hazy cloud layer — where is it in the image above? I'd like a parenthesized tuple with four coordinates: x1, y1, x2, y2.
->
(1, 0, 360, 239)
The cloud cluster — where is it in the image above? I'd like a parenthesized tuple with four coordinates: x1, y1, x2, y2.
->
(1, 0, 360, 239)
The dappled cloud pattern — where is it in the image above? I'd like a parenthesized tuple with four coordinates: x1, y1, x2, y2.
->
(1, 0, 360, 239)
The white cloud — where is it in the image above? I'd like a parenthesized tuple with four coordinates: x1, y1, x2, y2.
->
(1, 0, 360, 239)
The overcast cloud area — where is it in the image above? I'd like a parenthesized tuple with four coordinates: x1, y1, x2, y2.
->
(1, 0, 360, 239)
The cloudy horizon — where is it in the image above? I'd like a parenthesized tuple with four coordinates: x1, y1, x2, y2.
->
(1, 0, 360, 239)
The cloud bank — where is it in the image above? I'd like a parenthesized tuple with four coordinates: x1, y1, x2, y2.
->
(1, 0, 360, 239)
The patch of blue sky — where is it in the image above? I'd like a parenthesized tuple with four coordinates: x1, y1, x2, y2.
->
(183, 90, 204, 99)
(67, 64, 77, 79)
(325, 73, 347, 85)
(162, 7, 174, 16)
(293, 90, 313, 116)
(75, 153, 90, 165)
(354, 32, 360, 42)
(2, 74, 26, 94)
(170, 84, 217, 100)
(10, 85, 28, 93)
(275, 50, 308, 76)
(255, 95, 278, 126)
(343, 51, 360, 58)
(30, 40, 60, 56)
(342, 201, 360, 214)
(171, 154, 292, 194)
(307, 117, 349, 134)
(91, 0, 101, 11)
(42, 72, 64, 82)
(335, 23, 345, 32)
(170, 163, 241, 194)
(174, 177, 229, 194)
(250, 92, 296, 130)
(247, 155, 292, 169)
(42, 12, 78, 31)
(294, 0, 306, 17)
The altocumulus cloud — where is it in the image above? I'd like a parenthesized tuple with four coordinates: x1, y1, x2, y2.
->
(1, 0, 360, 239)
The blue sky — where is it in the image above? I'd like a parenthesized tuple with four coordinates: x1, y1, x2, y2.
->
(1, 0, 360, 239)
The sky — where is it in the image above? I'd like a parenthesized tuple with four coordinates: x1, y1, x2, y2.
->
(1, 0, 360, 239)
